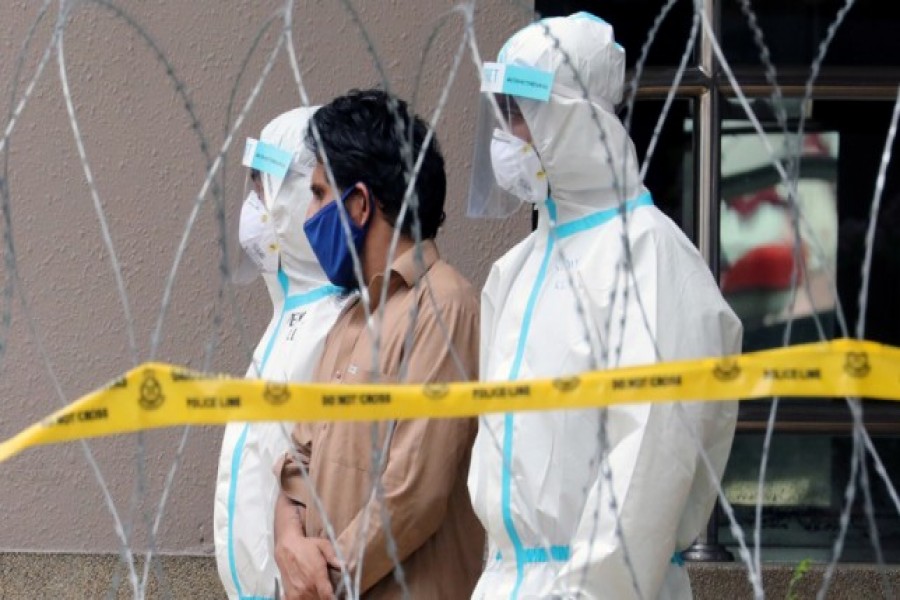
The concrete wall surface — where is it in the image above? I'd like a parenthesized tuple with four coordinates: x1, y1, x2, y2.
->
(2, 554, 898, 599)
(0, 0, 532, 555)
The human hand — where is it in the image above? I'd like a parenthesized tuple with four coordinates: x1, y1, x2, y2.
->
(275, 531, 339, 600)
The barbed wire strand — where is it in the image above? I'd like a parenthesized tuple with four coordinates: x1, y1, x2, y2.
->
(280, 428, 357, 597)
(691, 5, 876, 593)
(782, 3, 879, 596)
(728, 0, 797, 579)
(11, 227, 144, 596)
(1, 11, 153, 600)
(816, 427, 862, 600)
(0, 1, 148, 597)
(857, 85, 900, 339)
(57, 20, 176, 598)
(468, 5, 641, 592)
(148, 19, 285, 362)
(0, 0, 52, 373)
(284, 0, 424, 593)
(280, 5, 405, 596)
(66, 2, 240, 593)
(639, 11, 700, 182)
(710, 5, 891, 586)
(546, 1, 712, 591)
(349, 10, 481, 594)
(673, 403, 764, 598)
(2, 0, 899, 597)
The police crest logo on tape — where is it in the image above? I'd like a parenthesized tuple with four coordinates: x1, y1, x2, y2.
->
(844, 352, 871, 378)
(139, 369, 165, 410)
(552, 377, 581, 392)
(263, 382, 290, 405)
(422, 383, 450, 400)
(713, 359, 741, 382)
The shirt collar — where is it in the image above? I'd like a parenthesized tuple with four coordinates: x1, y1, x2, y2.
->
(390, 238, 440, 287)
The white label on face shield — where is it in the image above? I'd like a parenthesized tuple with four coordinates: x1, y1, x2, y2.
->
(490, 128, 549, 205)
(239, 191, 279, 274)
(481, 62, 555, 102)
(242, 138, 293, 180)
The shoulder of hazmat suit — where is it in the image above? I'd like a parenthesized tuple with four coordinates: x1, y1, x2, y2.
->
(213, 106, 348, 600)
(467, 13, 743, 600)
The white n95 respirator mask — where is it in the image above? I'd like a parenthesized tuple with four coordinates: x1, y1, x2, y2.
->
(490, 128, 548, 205)
(238, 190, 279, 275)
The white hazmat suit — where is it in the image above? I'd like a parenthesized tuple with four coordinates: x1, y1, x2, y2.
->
(213, 107, 347, 600)
(467, 13, 743, 600)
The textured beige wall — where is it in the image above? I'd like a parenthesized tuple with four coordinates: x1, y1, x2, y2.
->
(0, 0, 531, 553)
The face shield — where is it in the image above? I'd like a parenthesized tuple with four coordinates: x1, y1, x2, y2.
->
(233, 137, 305, 284)
(467, 62, 555, 219)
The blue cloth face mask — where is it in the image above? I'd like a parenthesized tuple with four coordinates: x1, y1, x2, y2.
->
(303, 185, 369, 289)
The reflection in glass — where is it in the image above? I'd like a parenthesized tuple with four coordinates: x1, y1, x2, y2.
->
(719, 126, 839, 351)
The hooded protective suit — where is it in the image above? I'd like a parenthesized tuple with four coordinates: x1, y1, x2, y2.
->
(467, 13, 743, 600)
(213, 107, 347, 600)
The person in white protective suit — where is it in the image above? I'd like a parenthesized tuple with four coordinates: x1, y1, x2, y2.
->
(214, 106, 347, 600)
(466, 12, 743, 600)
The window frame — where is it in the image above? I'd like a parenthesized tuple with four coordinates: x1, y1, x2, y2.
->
(628, 0, 900, 561)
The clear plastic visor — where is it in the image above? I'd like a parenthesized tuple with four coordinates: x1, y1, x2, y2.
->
(234, 171, 267, 285)
(467, 93, 526, 219)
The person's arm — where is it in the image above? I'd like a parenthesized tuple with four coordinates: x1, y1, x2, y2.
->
(545, 263, 740, 599)
(274, 427, 337, 600)
(335, 295, 480, 593)
(274, 489, 304, 545)
(274, 491, 338, 600)
(544, 402, 693, 599)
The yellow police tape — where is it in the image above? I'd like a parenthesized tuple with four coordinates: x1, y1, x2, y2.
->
(1, 338, 899, 464)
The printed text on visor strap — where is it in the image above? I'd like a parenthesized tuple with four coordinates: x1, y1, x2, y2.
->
(227, 272, 342, 600)
(500, 193, 653, 600)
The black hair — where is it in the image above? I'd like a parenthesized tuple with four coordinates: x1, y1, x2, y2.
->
(305, 88, 446, 239)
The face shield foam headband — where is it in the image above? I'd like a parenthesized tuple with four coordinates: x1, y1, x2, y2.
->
(467, 62, 555, 218)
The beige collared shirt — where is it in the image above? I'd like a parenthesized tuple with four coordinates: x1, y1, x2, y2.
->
(279, 239, 484, 599)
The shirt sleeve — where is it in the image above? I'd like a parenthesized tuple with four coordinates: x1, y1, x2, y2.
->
(275, 423, 315, 532)
(334, 293, 480, 593)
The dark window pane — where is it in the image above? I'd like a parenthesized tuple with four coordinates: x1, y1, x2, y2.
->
(723, 0, 900, 68)
(628, 99, 695, 237)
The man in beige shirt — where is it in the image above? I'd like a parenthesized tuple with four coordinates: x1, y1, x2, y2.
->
(274, 89, 484, 599)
